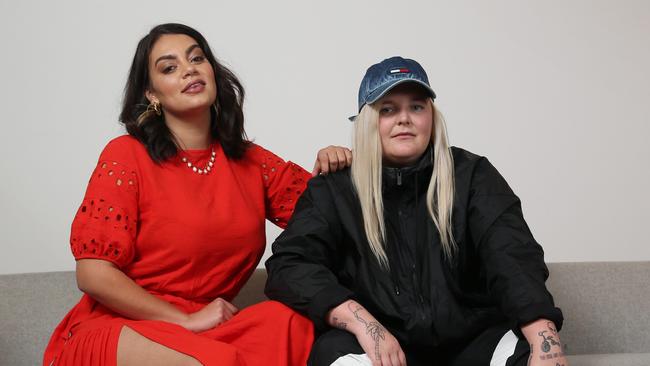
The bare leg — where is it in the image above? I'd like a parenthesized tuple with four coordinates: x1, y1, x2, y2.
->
(117, 326, 203, 366)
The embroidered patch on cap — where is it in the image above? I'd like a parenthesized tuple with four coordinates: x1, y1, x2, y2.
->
(389, 68, 410, 74)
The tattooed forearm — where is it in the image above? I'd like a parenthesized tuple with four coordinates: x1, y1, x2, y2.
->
(538, 330, 561, 352)
(536, 322, 564, 361)
(530, 341, 565, 363)
(347, 302, 386, 361)
(348, 302, 367, 326)
(332, 316, 347, 330)
(348, 303, 386, 342)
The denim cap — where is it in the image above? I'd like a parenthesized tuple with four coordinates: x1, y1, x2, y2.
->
(349, 56, 436, 121)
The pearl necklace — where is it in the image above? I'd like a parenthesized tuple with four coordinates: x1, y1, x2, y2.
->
(181, 149, 216, 175)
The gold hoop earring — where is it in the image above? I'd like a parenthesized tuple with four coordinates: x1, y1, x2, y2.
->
(147, 101, 162, 116)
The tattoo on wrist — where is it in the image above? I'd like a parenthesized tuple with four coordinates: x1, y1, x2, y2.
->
(332, 316, 347, 330)
(539, 351, 565, 361)
(348, 302, 386, 361)
(536, 322, 563, 361)
(538, 325, 561, 353)
(538, 330, 561, 352)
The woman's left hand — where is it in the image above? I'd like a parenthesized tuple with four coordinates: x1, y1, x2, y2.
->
(522, 319, 569, 366)
(312, 145, 352, 176)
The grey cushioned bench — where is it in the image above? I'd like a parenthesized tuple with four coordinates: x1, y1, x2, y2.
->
(1, 262, 649, 365)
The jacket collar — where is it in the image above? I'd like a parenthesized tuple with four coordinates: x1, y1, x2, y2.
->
(382, 146, 433, 189)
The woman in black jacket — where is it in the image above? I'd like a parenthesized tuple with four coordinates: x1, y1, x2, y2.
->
(265, 56, 567, 366)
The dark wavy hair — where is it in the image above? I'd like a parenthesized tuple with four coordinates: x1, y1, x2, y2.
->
(119, 23, 248, 161)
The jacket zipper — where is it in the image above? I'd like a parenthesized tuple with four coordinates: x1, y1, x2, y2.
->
(395, 169, 403, 294)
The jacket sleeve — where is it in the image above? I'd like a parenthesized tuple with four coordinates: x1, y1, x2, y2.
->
(265, 175, 354, 331)
(467, 157, 563, 332)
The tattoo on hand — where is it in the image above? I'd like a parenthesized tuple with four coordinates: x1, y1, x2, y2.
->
(532, 322, 564, 362)
(348, 302, 386, 361)
(538, 330, 561, 353)
(539, 351, 565, 361)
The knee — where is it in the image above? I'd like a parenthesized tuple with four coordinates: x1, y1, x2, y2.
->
(182, 357, 203, 366)
(257, 300, 303, 320)
(309, 329, 361, 366)
(257, 300, 292, 313)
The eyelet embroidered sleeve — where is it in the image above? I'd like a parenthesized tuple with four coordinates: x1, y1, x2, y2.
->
(257, 146, 311, 228)
(70, 152, 138, 268)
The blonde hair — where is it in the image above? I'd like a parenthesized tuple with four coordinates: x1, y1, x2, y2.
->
(350, 100, 456, 270)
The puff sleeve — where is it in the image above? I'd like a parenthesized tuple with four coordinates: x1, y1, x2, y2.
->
(255, 146, 312, 228)
(69, 139, 139, 268)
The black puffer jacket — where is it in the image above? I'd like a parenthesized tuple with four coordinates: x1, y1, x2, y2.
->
(265, 147, 562, 352)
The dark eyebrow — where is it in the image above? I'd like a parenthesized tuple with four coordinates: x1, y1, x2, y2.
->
(186, 44, 201, 56)
(154, 54, 176, 66)
(154, 44, 201, 66)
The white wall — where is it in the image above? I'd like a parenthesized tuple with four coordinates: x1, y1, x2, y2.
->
(1, 0, 649, 275)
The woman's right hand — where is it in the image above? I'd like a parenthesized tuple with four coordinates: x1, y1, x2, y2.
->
(183, 297, 239, 333)
(328, 300, 406, 366)
(354, 323, 406, 366)
(312, 145, 353, 176)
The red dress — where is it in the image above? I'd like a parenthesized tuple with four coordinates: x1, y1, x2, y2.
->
(43, 136, 314, 366)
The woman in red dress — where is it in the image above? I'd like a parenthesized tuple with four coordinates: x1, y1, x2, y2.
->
(43, 23, 351, 366)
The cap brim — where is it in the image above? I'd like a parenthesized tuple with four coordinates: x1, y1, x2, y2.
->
(349, 79, 436, 122)
(365, 79, 436, 106)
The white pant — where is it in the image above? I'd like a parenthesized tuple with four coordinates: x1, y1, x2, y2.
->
(330, 353, 372, 366)
(330, 330, 519, 366)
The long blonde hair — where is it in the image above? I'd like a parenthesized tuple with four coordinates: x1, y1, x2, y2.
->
(350, 99, 456, 269)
